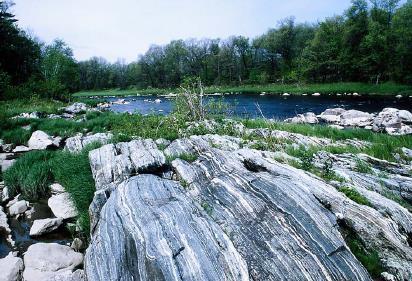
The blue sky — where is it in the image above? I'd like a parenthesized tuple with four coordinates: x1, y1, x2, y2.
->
(13, 0, 352, 62)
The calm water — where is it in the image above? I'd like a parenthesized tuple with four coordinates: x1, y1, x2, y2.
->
(108, 93, 412, 119)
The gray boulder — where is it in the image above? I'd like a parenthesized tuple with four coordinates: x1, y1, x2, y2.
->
(50, 183, 65, 195)
(64, 133, 113, 153)
(373, 108, 412, 135)
(0, 206, 11, 235)
(340, 110, 374, 127)
(285, 112, 319, 124)
(0, 252, 24, 281)
(30, 218, 63, 236)
(44, 270, 85, 281)
(1, 159, 16, 172)
(317, 108, 346, 123)
(64, 103, 87, 114)
(8, 200, 28, 216)
(12, 146, 31, 153)
(23, 243, 83, 281)
(48, 193, 78, 219)
(28, 130, 58, 150)
(12, 112, 40, 119)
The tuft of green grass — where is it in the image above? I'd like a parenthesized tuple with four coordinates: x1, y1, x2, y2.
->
(354, 158, 374, 174)
(3, 145, 98, 238)
(242, 119, 412, 162)
(1, 127, 32, 145)
(166, 152, 198, 164)
(4, 150, 54, 200)
(339, 187, 371, 206)
(51, 145, 97, 236)
(344, 231, 384, 278)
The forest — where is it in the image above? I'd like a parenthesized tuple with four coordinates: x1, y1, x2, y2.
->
(1, 0, 412, 100)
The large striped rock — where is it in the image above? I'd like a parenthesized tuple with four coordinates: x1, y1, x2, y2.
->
(85, 135, 412, 280)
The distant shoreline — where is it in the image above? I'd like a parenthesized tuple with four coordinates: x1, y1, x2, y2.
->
(72, 82, 412, 98)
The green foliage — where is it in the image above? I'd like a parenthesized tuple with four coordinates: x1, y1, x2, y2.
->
(3, 144, 97, 238)
(4, 150, 54, 200)
(344, 231, 384, 278)
(51, 146, 97, 236)
(286, 146, 315, 171)
(166, 153, 198, 164)
(340, 187, 371, 206)
(1, 127, 31, 145)
(354, 158, 374, 174)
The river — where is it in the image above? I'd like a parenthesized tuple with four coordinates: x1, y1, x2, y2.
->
(107, 93, 412, 119)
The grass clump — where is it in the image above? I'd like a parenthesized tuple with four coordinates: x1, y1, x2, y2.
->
(343, 229, 384, 278)
(166, 153, 198, 164)
(1, 127, 32, 145)
(4, 150, 54, 200)
(354, 158, 374, 174)
(3, 145, 97, 238)
(340, 187, 371, 206)
(51, 146, 97, 236)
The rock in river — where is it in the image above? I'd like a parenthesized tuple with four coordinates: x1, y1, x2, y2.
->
(23, 243, 83, 281)
(48, 193, 78, 219)
(0, 252, 24, 281)
(30, 218, 63, 236)
(8, 200, 28, 216)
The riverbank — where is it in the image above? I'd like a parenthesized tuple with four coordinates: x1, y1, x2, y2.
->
(73, 82, 412, 97)
(1, 99, 412, 280)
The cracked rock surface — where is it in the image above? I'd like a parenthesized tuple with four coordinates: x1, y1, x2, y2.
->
(84, 134, 412, 280)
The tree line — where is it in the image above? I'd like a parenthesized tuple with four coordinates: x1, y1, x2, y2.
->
(1, 0, 412, 100)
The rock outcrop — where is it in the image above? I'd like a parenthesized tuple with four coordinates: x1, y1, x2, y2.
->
(64, 103, 87, 114)
(28, 130, 61, 150)
(85, 135, 412, 280)
(286, 107, 412, 135)
(64, 133, 113, 153)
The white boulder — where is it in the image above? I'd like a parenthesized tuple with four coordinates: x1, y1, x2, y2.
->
(0, 252, 24, 281)
(12, 145, 31, 153)
(28, 131, 55, 150)
(318, 108, 346, 123)
(23, 243, 83, 281)
(340, 110, 374, 127)
(48, 193, 78, 219)
(30, 218, 63, 236)
(50, 183, 65, 195)
(8, 200, 28, 216)
(64, 103, 87, 114)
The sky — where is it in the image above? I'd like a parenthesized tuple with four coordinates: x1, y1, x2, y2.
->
(12, 0, 352, 62)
